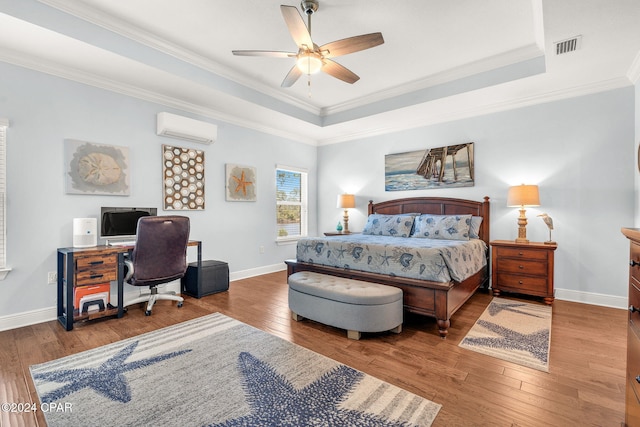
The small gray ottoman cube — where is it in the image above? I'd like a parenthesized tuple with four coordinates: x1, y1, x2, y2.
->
(288, 271, 403, 340)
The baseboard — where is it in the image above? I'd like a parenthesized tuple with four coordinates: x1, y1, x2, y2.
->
(554, 287, 627, 310)
(0, 263, 288, 332)
(3, 267, 617, 332)
(0, 306, 57, 332)
(229, 263, 286, 282)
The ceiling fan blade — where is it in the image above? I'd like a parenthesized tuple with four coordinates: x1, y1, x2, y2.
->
(320, 33, 384, 58)
(322, 59, 360, 84)
(232, 50, 296, 58)
(281, 65, 303, 87)
(280, 5, 313, 49)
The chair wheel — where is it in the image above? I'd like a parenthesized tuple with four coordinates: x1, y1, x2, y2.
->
(177, 302, 183, 308)
(145, 310, 151, 316)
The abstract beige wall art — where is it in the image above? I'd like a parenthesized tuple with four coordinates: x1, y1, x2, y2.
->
(226, 164, 256, 201)
(162, 144, 205, 210)
(65, 139, 130, 195)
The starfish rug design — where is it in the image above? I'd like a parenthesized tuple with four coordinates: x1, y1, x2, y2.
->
(459, 298, 552, 371)
(212, 352, 408, 427)
(31, 313, 441, 426)
(32, 341, 191, 403)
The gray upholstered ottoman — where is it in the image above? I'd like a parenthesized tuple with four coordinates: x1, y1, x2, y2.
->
(288, 271, 403, 340)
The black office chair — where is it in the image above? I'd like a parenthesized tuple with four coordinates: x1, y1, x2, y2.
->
(123, 215, 190, 316)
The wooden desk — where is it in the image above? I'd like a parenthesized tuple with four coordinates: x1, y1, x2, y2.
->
(57, 240, 201, 331)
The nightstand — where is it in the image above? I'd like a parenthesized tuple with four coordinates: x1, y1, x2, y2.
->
(490, 240, 558, 304)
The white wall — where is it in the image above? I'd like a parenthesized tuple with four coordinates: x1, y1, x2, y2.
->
(0, 62, 317, 324)
(318, 87, 635, 306)
(636, 80, 640, 225)
(0, 59, 635, 329)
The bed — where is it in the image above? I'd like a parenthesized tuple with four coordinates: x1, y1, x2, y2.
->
(285, 196, 490, 337)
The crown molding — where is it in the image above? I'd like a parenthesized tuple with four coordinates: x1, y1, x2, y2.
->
(321, 44, 544, 117)
(1, 39, 629, 148)
(0, 47, 319, 146)
(37, 0, 322, 117)
(627, 50, 640, 85)
(317, 76, 632, 146)
(37, 0, 547, 122)
(2, 42, 629, 148)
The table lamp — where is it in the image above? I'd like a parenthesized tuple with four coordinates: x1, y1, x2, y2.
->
(337, 194, 356, 233)
(506, 184, 540, 244)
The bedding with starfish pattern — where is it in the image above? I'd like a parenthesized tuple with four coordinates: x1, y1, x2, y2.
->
(296, 233, 487, 283)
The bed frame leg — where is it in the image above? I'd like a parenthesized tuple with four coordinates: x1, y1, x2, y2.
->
(437, 319, 450, 339)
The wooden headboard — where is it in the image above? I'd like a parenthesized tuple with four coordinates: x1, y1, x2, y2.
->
(367, 196, 491, 248)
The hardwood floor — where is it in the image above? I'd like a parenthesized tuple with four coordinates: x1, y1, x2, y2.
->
(0, 271, 626, 426)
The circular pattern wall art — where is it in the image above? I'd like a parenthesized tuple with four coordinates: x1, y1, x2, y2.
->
(162, 144, 205, 210)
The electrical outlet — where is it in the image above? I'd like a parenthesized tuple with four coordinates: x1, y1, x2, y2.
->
(259, 245, 265, 254)
(47, 271, 57, 285)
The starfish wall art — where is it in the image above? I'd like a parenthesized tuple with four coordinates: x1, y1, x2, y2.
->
(226, 164, 256, 201)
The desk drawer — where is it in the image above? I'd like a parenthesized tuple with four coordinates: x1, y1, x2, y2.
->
(497, 258, 547, 276)
(76, 270, 116, 285)
(75, 254, 117, 286)
(76, 255, 116, 270)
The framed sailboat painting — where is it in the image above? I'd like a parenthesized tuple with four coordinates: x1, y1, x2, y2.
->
(385, 142, 474, 191)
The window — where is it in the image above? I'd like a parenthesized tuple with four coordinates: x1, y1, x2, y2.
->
(276, 165, 307, 242)
(0, 119, 8, 278)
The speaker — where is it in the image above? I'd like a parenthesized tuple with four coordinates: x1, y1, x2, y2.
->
(73, 218, 97, 248)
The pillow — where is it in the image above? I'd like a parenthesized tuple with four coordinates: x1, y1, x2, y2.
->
(362, 214, 417, 237)
(412, 214, 472, 240)
(469, 216, 483, 239)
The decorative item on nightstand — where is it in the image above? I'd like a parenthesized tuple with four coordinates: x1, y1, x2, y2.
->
(537, 213, 556, 245)
(337, 194, 355, 234)
(506, 184, 540, 244)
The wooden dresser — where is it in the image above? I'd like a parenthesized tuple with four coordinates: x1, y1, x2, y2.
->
(490, 240, 557, 304)
(622, 228, 640, 426)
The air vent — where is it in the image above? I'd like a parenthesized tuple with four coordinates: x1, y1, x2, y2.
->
(554, 35, 582, 55)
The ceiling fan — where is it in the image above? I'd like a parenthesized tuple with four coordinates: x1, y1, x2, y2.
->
(232, 0, 384, 87)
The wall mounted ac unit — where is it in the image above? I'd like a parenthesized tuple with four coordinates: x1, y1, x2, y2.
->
(156, 112, 217, 144)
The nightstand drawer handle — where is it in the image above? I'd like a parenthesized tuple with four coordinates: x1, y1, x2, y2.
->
(89, 274, 104, 279)
(89, 260, 104, 265)
(518, 280, 523, 284)
(630, 305, 639, 313)
(518, 265, 524, 269)
(518, 252, 524, 256)
(631, 260, 640, 267)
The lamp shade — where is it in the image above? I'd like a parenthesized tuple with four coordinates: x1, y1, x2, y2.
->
(296, 53, 323, 74)
(506, 184, 540, 207)
(337, 194, 356, 209)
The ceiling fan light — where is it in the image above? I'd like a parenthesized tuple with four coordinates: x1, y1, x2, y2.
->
(296, 53, 323, 74)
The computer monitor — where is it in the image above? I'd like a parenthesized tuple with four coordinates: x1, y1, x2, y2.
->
(99, 207, 157, 242)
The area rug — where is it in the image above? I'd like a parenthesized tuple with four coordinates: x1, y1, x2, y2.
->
(459, 298, 551, 372)
(30, 313, 441, 426)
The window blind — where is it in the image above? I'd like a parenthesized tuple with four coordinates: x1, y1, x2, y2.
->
(276, 165, 308, 240)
